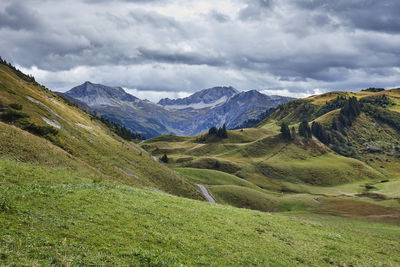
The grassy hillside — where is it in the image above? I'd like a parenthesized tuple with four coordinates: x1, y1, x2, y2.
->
(259, 89, 400, 165)
(174, 168, 259, 189)
(142, 129, 382, 188)
(141, 88, 400, 216)
(1, 158, 400, 266)
(2, 59, 400, 265)
(0, 61, 203, 200)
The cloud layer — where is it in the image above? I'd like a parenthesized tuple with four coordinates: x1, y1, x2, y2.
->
(1, 0, 400, 100)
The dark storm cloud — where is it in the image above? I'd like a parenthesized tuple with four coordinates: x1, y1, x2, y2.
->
(1, 0, 400, 99)
(295, 0, 400, 33)
(0, 3, 42, 30)
(129, 10, 183, 30)
(137, 48, 226, 66)
(84, 0, 161, 3)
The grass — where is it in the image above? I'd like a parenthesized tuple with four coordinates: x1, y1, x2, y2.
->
(313, 197, 400, 225)
(174, 167, 258, 189)
(371, 180, 400, 198)
(258, 151, 383, 186)
(0, 63, 204, 200)
(1, 158, 400, 266)
(209, 185, 281, 212)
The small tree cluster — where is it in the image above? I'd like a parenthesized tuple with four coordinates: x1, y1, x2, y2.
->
(361, 87, 385, 92)
(0, 104, 29, 123)
(280, 122, 291, 140)
(339, 96, 360, 127)
(316, 96, 348, 117)
(298, 120, 312, 139)
(208, 124, 228, 138)
(360, 95, 391, 108)
(24, 123, 58, 137)
(0, 109, 29, 123)
(311, 121, 330, 144)
(234, 107, 277, 129)
(99, 117, 144, 141)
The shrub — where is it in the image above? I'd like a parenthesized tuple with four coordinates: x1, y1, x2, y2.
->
(160, 153, 168, 163)
(9, 103, 23, 110)
(24, 123, 58, 137)
(0, 109, 29, 123)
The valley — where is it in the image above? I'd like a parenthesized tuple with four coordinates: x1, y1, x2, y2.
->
(140, 89, 400, 226)
(1, 59, 400, 265)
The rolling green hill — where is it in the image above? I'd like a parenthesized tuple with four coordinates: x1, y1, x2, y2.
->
(0, 60, 203, 200)
(2, 60, 400, 265)
(141, 88, 400, 217)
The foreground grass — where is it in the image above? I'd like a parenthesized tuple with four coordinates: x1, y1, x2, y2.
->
(1, 159, 400, 266)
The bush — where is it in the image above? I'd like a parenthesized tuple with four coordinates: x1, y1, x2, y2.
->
(160, 153, 169, 163)
(24, 123, 58, 137)
(9, 103, 23, 110)
(0, 109, 29, 123)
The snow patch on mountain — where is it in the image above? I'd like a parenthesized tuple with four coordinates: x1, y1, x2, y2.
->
(163, 96, 228, 110)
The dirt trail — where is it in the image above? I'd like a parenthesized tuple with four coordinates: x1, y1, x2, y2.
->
(196, 184, 216, 203)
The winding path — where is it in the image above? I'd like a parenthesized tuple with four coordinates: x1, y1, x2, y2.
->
(196, 184, 216, 203)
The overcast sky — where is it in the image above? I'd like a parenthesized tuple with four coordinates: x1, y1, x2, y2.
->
(1, 0, 400, 102)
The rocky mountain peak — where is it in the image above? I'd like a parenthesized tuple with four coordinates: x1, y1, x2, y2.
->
(66, 82, 138, 106)
(158, 86, 238, 109)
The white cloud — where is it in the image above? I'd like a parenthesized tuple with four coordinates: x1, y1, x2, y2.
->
(3, 0, 400, 99)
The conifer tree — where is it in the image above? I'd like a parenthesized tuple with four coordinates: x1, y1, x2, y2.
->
(209, 126, 218, 135)
(280, 122, 291, 140)
(299, 120, 311, 139)
(160, 153, 168, 163)
(221, 123, 228, 138)
(291, 126, 296, 140)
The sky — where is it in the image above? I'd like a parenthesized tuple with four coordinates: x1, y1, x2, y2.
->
(1, 0, 400, 102)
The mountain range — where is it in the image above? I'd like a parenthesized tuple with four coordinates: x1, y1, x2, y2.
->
(64, 82, 293, 138)
(2, 58, 400, 265)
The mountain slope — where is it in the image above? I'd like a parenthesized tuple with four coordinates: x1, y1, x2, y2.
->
(140, 89, 400, 214)
(258, 88, 400, 176)
(65, 83, 292, 137)
(191, 90, 293, 131)
(65, 81, 182, 138)
(0, 61, 203, 200)
(1, 59, 399, 265)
